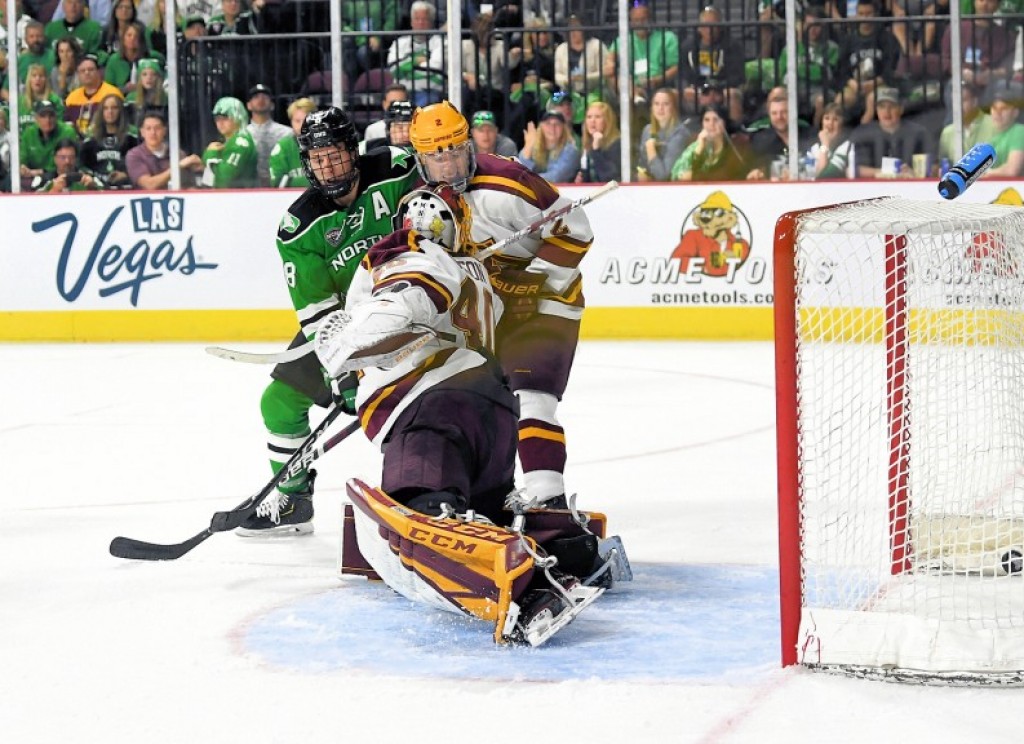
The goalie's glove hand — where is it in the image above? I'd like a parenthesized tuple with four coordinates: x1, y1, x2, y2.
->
(331, 372, 359, 415)
(490, 268, 546, 323)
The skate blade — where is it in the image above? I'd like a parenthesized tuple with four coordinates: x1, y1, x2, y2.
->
(520, 584, 605, 647)
(596, 535, 633, 583)
(235, 522, 314, 538)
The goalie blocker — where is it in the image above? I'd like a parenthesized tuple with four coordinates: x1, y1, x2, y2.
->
(341, 479, 631, 646)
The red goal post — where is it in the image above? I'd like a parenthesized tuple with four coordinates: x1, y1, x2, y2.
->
(773, 197, 1024, 685)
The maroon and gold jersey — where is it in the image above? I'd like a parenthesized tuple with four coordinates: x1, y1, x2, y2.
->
(466, 154, 594, 321)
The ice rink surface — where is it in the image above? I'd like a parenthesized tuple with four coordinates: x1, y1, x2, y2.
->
(3, 341, 1020, 743)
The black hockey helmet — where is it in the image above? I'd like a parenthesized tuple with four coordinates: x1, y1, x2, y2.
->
(385, 100, 414, 123)
(298, 106, 360, 199)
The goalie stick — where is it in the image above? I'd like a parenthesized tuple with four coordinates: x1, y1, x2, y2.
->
(109, 410, 361, 561)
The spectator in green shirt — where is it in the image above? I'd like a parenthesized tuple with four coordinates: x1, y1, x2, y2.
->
(201, 96, 259, 188)
(983, 80, 1024, 177)
(268, 96, 316, 188)
(16, 21, 56, 84)
(19, 99, 80, 186)
(45, 0, 105, 58)
(604, 0, 680, 106)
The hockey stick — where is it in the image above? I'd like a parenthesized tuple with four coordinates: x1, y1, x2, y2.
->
(205, 341, 314, 365)
(109, 409, 361, 561)
(474, 180, 619, 262)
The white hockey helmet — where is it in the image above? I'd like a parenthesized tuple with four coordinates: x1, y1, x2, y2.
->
(396, 184, 472, 253)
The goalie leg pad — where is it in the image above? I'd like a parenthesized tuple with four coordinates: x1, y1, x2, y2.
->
(346, 479, 536, 643)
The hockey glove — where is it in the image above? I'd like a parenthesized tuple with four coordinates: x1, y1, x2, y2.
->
(491, 268, 546, 323)
(331, 372, 359, 415)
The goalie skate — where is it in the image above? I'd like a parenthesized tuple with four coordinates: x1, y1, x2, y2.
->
(586, 535, 634, 588)
(506, 571, 605, 647)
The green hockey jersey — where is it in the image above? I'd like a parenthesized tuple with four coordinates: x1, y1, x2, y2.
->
(275, 146, 418, 339)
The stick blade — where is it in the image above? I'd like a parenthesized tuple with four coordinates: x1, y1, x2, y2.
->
(109, 530, 211, 561)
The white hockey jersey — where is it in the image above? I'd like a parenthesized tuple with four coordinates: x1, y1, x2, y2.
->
(465, 153, 595, 321)
(316, 228, 503, 447)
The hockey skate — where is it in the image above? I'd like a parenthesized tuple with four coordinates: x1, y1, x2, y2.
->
(505, 569, 604, 647)
(236, 471, 316, 537)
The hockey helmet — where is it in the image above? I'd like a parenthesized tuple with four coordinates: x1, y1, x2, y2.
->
(409, 101, 476, 192)
(298, 106, 360, 199)
(385, 100, 414, 147)
(396, 184, 472, 253)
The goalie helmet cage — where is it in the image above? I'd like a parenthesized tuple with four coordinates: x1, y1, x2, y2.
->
(773, 196, 1024, 685)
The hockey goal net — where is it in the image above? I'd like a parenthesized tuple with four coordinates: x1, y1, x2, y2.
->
(774, 197, 1024, 685)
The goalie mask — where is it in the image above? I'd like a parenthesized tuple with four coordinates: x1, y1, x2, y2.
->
(396, 185, 472, 253)
(409, 101, 476, 193)
(298, 106, 360, 200)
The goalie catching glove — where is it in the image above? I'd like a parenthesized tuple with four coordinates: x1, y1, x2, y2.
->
(314, 301, 443, 378)
(490, 268, 547, 323)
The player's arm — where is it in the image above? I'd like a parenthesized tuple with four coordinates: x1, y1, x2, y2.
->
(276, 216, 345, 341)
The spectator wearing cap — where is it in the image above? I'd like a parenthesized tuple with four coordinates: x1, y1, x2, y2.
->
(470, 110, 518, 157)
(45, 0, 105, 57)
(554, 14, 611, 105)
(245, 83, 290, 186)
(202, 96, 258, 188)
(362, 84, 409, 144)
(268, 97, 315, 188)
(636, 87, 689, 181)
(937, 82, 994, 165)
(104, 22, 165, 95)
(19, 99, 80, 188)
(849, 86, 933, 178)
(983, 80, 1024, 177)
(208, 0, 265, 36)
(181, 14, 208, 41)
(65, 53, 124, 136)
(671, 104, 747, 181)
(126, 57, 168, 127)
(126, 110, 205, 189)
(678, 6, 746, 125)
(519, 108, 580, 183)
(384, 99, 414, 148)
(604, 0, 680, 106)
(546, 89, 582, 147)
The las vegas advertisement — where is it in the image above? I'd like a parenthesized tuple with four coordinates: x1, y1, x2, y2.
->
(2, 180, 1022, 341)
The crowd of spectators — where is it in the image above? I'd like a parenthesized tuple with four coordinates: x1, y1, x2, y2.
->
(2, 0, 1024, 191)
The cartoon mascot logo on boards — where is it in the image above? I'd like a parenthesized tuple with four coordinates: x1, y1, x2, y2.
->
(672, 191, 752, 278)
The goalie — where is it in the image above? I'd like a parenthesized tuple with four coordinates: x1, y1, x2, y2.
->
(314, 185, 630, 645)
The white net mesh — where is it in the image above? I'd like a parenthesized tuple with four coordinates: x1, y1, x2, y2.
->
(781, 197, 1024, 684)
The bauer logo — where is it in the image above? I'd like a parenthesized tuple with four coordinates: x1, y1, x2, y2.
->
(31, 197, 218, 307)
